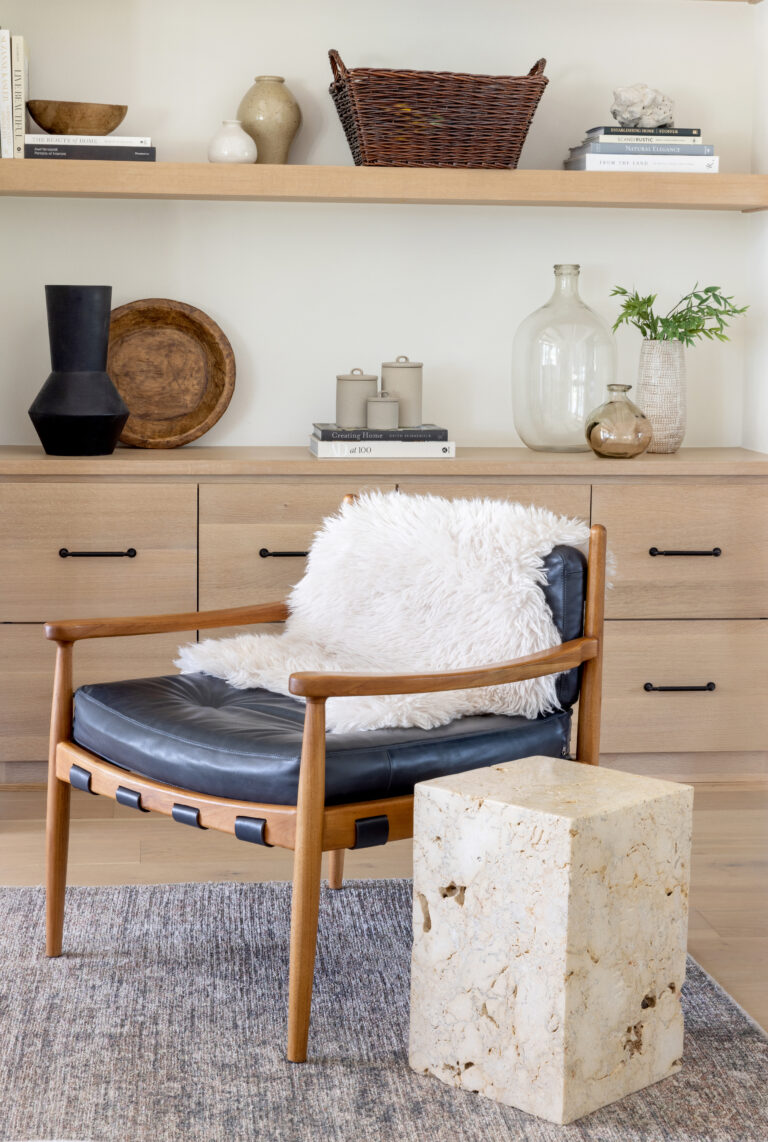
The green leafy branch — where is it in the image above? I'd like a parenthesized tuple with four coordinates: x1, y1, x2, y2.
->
(611, 284, 748, 347)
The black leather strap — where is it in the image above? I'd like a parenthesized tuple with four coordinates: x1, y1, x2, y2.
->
(69, 764, 94, 794)
(353, 814, 389, 849)
(234, 815, 272, 846)
(171, 803, 206, 829)
(116, 785, 149, 812)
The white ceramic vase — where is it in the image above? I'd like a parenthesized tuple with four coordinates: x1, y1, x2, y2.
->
(237, 76, 302, 164)
(207, 119, 257, 164)
(635, 340, 687, 454)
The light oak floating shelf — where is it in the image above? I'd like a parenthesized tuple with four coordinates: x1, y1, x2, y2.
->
(1, 160, 768, 212)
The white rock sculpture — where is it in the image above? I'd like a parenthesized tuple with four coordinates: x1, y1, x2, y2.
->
(409, 757, 693, 1126)
(611, 84, 674, 128)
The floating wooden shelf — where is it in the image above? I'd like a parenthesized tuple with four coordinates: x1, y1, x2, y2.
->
(1, 161, 768, 212)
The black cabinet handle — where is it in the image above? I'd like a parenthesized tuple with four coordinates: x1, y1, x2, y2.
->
(59, 547, 137, 559)
(258, 548, 308, 559)
(649, 547, 721, 557)
(644, 682, 716, 692)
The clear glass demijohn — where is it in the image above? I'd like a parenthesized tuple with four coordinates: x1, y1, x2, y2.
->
(512, 264, 617, 451)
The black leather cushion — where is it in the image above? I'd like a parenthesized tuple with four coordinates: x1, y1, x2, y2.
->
(72, 544, 585, 807)
(541, 545, 587, 707)
(74, 678, 571, 806)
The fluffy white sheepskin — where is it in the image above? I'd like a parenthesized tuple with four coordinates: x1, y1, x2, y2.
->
(176, 491, 589, 733)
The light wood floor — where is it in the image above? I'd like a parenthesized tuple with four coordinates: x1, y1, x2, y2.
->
(1, 761, 766, 1033)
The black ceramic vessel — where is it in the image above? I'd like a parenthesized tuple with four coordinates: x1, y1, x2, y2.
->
(29, 284, 129, 455)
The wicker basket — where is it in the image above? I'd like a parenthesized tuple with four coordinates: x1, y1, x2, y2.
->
(328, 49, 548, 169)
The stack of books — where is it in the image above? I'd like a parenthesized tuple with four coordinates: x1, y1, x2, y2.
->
(0, 26, 28, 159)
(309, 423, 455, 459)
(23, 134, 155, 161)
(564, 126, 718, 174)
(0, 24, 154, 160)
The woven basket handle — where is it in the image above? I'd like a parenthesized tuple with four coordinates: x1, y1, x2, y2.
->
(329, 49, 349, 84)
(528, 58, 547, 77)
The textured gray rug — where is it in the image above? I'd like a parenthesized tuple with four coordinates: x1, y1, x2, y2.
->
(1, 880, 766, 1142)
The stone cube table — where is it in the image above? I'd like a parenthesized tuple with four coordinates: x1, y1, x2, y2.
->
(408, 757, 693, 1125)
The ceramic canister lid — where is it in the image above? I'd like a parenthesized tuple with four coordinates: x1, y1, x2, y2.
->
(368, 391, 398, 403)
(337, 366, 378, 382)
(382, 355, 422, 369)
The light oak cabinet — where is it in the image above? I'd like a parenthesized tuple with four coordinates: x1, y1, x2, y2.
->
(1, 445, 766, 781)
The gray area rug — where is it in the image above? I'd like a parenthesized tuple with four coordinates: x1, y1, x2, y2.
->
(1, 880, 766, 1142)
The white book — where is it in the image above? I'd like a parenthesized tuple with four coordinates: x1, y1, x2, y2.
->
(309, 436, 456, 459)
(25, 132, 152, 147)
(11, 34, 28, 158)
(0, 29, 12, 159)
(565, 154, 719, 173)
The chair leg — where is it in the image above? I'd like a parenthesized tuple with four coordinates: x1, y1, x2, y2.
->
(328, 849, 345, 890)
(287, 697, 326, 1063)
(46, 642, 73, 957)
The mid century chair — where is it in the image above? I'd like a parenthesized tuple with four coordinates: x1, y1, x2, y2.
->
(43, 503, 606, 1063)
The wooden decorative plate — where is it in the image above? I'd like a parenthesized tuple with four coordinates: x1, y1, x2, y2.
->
(108, 298, 236, 448)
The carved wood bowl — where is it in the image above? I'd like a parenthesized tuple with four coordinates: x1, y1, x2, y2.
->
(107, 298, 236, 448)
(27, 100, 128, 135)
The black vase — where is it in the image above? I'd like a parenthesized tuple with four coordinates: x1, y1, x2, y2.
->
(29, 285, 129, 456)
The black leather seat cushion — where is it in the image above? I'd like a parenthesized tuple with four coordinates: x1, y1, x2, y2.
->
(72, 545, 586, 807)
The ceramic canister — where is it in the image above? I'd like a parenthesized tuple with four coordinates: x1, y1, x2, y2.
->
(336, 368, 378, 428)
(380, 355, 423, 427)
(366, 392, 399, 430)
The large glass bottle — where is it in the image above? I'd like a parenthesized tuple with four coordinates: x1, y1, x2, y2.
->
(512, 264, 617, 451)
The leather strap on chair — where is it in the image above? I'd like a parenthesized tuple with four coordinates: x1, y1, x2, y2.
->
(234, 815, 272, 847)
(353, 814, 389, 849)
(116, 785, 150, 812)
(171, 803, 206, 829)
(69, 764, 95, 794)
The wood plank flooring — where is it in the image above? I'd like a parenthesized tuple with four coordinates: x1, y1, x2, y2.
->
(1, 769, 766, 1032)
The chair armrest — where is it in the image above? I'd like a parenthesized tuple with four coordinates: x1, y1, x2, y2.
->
(44, 601, 290, 643)
(288, 637, 598, 699)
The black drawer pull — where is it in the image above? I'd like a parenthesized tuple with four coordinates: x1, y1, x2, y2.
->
(59, 547, 137, 559)
(259, 547, 308, 559)
(644, 682, 716, 692)
(649, 547, 721, 557)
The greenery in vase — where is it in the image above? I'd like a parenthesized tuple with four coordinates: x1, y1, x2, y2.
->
(611, 284, 748, 347)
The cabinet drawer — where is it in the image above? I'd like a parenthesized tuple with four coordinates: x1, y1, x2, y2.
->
(397, 482, 590, 521)
(592, 484, 768, 619)
(199, 481, 395, 609)
(0, 624, 194, 762)
(601, 620, 767, 752)
(0, 483, 197, 619)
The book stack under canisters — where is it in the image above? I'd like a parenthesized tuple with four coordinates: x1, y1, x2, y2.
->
(0, 24, 155, 160)
(310, 423, 455, 459)
(563, 125, 719, 173)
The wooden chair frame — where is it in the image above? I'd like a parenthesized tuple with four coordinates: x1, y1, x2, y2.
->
(43, 523, 606, 1063)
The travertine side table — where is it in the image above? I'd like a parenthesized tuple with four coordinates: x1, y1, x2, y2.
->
(409, 757, 693, 1125)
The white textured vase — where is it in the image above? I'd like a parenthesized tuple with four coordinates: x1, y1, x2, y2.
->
(636, 340, 687, 454)
(237, 76, 302, 164)
(207, 119, 257, 164)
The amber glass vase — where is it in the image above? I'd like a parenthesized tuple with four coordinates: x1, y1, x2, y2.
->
(585, 384, 652, 459)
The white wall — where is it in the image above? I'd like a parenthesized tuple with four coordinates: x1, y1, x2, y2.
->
(0, 0, 758, 448)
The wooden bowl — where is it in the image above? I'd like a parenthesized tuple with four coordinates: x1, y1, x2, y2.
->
(108, 298, 236, 449)
(26, 100, 128, 136)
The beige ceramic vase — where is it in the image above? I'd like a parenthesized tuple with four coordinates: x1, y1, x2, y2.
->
(237, 76, 302, 164)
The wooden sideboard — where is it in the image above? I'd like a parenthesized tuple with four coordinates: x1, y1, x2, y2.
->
(1, 444, 766, 785)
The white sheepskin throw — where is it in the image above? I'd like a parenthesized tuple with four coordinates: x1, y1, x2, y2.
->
(175, 491, 589, 733)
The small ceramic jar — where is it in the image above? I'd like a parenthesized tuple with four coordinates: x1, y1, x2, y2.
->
(336, 368, 378, 428)
(207, 119, 258, 163)
(366, 392, 399, 430)
(381, 355, 423, 427)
